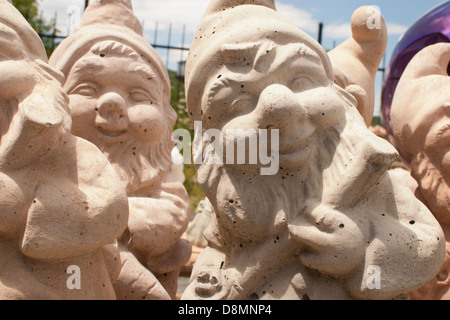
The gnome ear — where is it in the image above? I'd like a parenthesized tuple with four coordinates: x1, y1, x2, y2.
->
(205, 0, 276, 15)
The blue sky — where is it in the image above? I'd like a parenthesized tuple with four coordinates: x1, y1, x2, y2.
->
(38, 0, 448, 116)
(39, 0, 447, 64)
(284, 0, 445, 58)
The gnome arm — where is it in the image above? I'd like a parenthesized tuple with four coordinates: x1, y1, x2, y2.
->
(20, 137, 129, 260)
(126, 171, 191, 263)
(113, 241, 172, 300)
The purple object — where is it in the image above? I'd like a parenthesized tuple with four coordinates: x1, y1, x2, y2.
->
(381, 1, 450, 160)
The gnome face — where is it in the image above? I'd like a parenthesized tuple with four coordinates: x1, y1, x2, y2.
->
(391, 43, 450, 225)
(198, 32, 346, 170)
(63, 41, 167, 146)
(186, 3, 349, 171)
(412, 84, 450, 225)
(400, 76, 450, 175)
(62, 40, 175, 193)
(49, 0, 176, 192)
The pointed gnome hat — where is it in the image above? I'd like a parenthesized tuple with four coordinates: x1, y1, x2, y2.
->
(185, 0, 335, 121)
(0, 0, 48, 61)
(390, 43, 450, 163)
(49, 0, 170, 104)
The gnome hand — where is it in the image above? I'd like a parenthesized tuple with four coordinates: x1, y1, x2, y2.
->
(289, 204, 367, 277)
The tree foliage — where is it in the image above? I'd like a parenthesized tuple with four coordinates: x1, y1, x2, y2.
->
(169, 71, 205, 213)
(12, 0, 57, 57)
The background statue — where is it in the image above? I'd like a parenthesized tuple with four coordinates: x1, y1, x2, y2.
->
(328, 5, 388, 127)
(181, 0, 445, 300)
(0, 0, 129, 300)
(49, 0, 191, 300)
(391, 43, 450, 300)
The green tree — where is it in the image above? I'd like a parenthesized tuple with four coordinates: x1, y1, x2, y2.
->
(169, 70, 206, 213)
(12, 0, 57, 57)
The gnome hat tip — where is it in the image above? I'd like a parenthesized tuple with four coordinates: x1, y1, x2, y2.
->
(81, 0, 143, 36)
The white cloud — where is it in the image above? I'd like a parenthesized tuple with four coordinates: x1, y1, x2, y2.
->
(37, 0, 409, 37)
(36, 0, 82, 34)
(35, 0, 407, 71)
(323, 22, 351, 40)
(386, 22, 408, 36)
(323, 20, 408, 40)
(38, 0, 319, 35)
(37, 0, 208, 35)
(131, 0, 209, 34)
(276, 3, 320, 34)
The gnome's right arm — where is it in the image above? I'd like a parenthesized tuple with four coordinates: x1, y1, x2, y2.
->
(20, 136, 130, 260)
(125, 171, 191, 274)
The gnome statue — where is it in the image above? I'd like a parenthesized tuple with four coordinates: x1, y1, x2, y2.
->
(181, 0, 445, 300)
(0, 0, 129, 299)
(49, 0, 191, 300)
(328, 6, 388, 127)
(391, 43, 450, 300)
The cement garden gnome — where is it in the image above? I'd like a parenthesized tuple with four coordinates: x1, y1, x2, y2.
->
(181, 0, 446, 300)
(0, 0, 129, 299)
(391, 43, 450, 300)
(49, 0, 191, 300)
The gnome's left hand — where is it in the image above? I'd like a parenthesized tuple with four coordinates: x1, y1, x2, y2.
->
(289, 204, 368, 277)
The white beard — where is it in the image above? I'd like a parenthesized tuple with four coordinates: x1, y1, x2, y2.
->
(197, 94, 396, 250)
(197, 122, 346, 247)
(100, 133, 174, 195)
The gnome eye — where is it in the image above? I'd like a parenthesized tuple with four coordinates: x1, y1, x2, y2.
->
(70, 83, 98, 97)
(289, 75, 316, 93)
(230, 95, 254, 115)
(129, 89, 151, 103)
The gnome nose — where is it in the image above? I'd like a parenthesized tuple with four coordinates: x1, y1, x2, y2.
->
(255, 84, 306, 132)
(95, 92, 129, 132)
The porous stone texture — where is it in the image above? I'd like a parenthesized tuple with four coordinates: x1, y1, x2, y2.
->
(181, 0, 446, 300)
(49, 0, 191, 300)
(0, 0, 129, 300)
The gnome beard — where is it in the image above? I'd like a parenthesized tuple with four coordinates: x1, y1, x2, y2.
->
(411, 152, 450, 225)
(198, 87, 369, 249)
(100, 132, 174, 195)
(199, 125, 343, 247)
